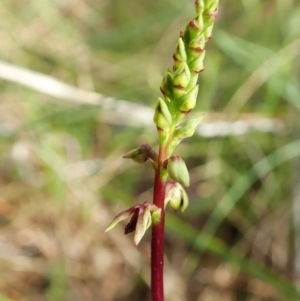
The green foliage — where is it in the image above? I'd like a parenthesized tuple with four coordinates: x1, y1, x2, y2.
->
(46, 263, 68, 301)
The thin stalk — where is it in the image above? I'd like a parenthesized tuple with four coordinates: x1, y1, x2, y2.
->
(151, 146, 168, 301)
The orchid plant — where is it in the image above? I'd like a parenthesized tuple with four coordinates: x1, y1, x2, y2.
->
(105, 1, 219, 300)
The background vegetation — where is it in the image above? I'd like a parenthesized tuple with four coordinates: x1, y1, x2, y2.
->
(0, 0, 300, 300)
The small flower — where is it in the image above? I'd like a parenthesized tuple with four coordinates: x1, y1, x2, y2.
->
(165, 182, 189, 212)
(105, 202, 161, 245)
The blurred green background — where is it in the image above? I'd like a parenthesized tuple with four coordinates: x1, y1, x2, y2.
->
(0, 0, 300, 300)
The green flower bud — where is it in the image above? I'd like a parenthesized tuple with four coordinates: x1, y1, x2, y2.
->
(184, 19, 201, 41)
(205, 0, 219, 14)
(167, 156, 190, 188)
(173, 63, 191, 97)
(174, 63, 190, 88)
(173, 84, 186, 98)
(160, 70, 174, 97)
(189, 50, 206, 73)
(189, 36, 205, 54)
(204, 2, 218, 39)
(173, 38, 188, 72)
(158, 97, 172, 124)
(165, 182, 189, 212)
(174, 114, 203, 139)
(153, 98, 172, 130)
(173, 56, 185, 73)
(178, 85, 199, 112)
(196, 13, 204, 31)
(174, 38, 187, 62)
(195, 0, 205, 15)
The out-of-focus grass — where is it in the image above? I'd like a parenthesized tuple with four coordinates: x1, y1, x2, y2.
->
(0, 0, 299, 300)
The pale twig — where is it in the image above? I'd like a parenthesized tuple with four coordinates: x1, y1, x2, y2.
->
(0, 60, 153, 125)
(0, 61, 285, 136)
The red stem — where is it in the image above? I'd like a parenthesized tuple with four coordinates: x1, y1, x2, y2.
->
(151, 147, 167, 301)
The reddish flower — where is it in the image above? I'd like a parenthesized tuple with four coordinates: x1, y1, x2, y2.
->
(105, 202, 161, 245)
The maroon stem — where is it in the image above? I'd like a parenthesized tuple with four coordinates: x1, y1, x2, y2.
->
(151, 147, 167, 301)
